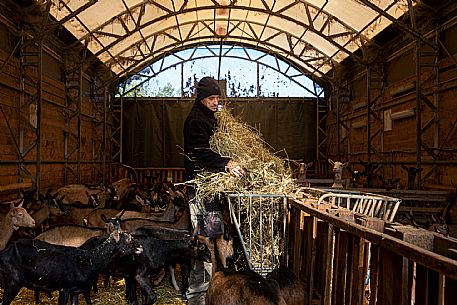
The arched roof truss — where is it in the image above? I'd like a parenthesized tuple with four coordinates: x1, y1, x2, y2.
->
(49, 0, 409, 82)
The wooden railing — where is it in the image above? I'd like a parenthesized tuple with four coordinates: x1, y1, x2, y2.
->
(110, 163, 185, 185)
(287, 196, 457, 305)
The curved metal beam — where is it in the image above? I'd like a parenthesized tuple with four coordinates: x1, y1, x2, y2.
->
(62, 2, 364, 74)
(107, 38, 331, 85)
(116, 46, 322, 97)
(103, 18, 335, 75)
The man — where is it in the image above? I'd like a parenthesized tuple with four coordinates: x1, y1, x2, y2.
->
(183, 76, 244, 304)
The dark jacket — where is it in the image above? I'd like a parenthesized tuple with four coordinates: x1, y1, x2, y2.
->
(183, 100, 230, 181)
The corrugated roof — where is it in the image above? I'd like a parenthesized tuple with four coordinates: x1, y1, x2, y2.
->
(49, 0, 409, 80)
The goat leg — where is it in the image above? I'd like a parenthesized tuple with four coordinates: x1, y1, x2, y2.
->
(58, 290, 69, 305)
(34, 289, 41, 304)
(70, 293, 79, 305)
(179, 260, 191, 301)
(135, 272, 157, 305)
(2, 282, 21, 305)
(125, 276, 139, 305)
(168, 265, 180, 291)
(82, 289, 92, 305)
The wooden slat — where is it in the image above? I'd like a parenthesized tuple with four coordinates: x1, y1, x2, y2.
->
(0, 181, 33, 193)
(334, 230, 349, 305)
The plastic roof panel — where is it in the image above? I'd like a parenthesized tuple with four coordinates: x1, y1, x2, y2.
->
(49, 0, 409, 81)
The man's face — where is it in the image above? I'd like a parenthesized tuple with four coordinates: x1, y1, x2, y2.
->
(201, 95, 220, 112)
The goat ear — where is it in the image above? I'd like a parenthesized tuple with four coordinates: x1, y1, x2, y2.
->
(10, 202, 15, 210)
(135, 195, 144, 205)
(306, 162, 313, 168)
(401, 164, 409, 171)
(343, 162, 349, 168)
(114, 209, 125, 219)
(328, 159, 334, 165)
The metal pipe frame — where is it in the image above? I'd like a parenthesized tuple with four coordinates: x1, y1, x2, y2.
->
(116, 44, 324, 98)
(64, 67, 82, 184)
(19, 30, 43, 195)
(62, 1, 368, 81)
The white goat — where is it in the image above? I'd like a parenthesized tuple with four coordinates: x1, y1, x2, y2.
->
(328, 159, 349, 189)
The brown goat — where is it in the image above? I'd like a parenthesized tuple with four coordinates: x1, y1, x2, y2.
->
(35, 225, 106, 247)
(266, 267, 306, 305)
(197, 232, 286, 305)
(0, 201, 36, 250)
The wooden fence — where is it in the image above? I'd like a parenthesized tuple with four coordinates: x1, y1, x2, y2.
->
(287, 196, 457, 305)
(110, 163, 185, 185)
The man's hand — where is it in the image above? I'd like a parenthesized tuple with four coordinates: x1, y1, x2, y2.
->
(225, 160, 245, 177)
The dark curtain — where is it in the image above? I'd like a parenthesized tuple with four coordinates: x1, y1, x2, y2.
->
(123, 98, 317, 167)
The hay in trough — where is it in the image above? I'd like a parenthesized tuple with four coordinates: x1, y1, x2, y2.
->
(186, 106, 297, 201)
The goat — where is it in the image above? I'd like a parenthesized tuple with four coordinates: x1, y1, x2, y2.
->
(0, 229, 143, 305)
(0, 201, 36, 251)
(200, 232, 285, 305)
(401, 165, 423, 190)
(121, 204, 191, 232)
(33, 217, 124, 303)
(51, 184, 99, 206)
(12, 199, 69, 240)
(347, 166, 364, 188)
(328, 159, 349, 188)
(47, 203, 96, 227)
(360, 161, 381, 188)
(291, 161, 313, 185)
(90, 226, 212, 305)
(266, 267, 306, 305)
(35, 224, 106, 247)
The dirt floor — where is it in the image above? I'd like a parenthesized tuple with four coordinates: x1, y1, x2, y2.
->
(0, 277, 187, 305)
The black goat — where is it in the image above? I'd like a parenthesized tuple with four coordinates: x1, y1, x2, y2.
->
(92, 226, 213, 305)
(0, 230, 143, 305)
(401, 165, 423, 190)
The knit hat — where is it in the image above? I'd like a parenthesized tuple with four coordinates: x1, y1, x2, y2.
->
(196, 77, 221, 102)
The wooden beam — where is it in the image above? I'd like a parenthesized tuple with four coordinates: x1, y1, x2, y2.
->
(0, 181, 33, 193)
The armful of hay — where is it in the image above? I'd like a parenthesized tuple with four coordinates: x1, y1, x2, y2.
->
(185, 107, 298, 201)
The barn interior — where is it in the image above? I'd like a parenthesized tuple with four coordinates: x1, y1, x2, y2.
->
(1, 0, 457, 304)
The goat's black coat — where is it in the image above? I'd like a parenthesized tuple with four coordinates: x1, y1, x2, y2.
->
(0, 233, 140, 305)
(94, 227, 210, 305)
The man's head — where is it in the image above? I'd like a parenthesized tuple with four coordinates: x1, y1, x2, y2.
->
(196, 76, 221, 112)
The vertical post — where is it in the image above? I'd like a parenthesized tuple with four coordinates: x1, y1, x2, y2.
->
(120, 95, 124, 164)
(415, 40, 422, 188)
(77, 68, 82, 183)
(103, 86, 107, 185)
(367, 67, 372, 164)
(257, 62, 260, 97)
(336, 87, 341, 160)
(36, 40, 42, 194)
(324, 224, 334, 305)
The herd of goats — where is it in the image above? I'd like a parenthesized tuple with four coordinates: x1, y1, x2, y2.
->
(0, 178, 305, 305)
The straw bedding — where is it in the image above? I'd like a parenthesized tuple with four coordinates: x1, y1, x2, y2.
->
(0, 276, 186, 305)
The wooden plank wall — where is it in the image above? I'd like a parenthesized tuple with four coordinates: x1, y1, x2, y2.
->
(0, 45, 109, 198)
(327, 15, 457, 188)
